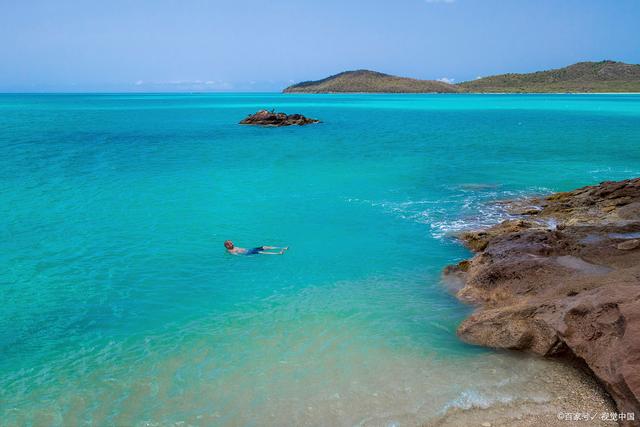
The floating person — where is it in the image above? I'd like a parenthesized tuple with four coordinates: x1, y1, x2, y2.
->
(224, 240, 288, 256)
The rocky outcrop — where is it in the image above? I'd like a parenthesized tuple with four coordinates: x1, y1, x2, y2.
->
(239, 110, 319, 126)
(444, 178, 640, 424)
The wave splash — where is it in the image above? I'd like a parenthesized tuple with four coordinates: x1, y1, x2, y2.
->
(346, 184, 553, 240)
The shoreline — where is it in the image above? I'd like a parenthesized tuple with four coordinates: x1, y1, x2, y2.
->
(442, 178, 640, 425)
(282, 91, 640, 95)
(429, 359, 616, 426)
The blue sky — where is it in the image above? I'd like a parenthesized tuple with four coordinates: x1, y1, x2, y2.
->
(1, 0, 639, 92)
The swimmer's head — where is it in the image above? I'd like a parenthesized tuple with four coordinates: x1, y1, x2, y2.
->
(224, 240, 234, 249)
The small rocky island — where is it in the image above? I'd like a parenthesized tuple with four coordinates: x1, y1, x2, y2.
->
(444, 178, 640, 423)
(239, 110, 319, 127)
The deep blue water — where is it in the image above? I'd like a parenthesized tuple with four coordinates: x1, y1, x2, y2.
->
(1, 93, 639, 426)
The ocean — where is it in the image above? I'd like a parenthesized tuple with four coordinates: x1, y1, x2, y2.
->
(1, 93, 639, 426)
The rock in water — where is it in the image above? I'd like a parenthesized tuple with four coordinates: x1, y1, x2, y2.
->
(239, 110, 319, 127)
(443, 178, 640, 423)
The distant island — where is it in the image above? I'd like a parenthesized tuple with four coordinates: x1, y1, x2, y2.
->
(283, 70, 461, 94)
(283, 61, 640, 94)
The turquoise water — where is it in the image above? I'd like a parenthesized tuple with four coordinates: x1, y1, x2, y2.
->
(1, 93, 639, 426)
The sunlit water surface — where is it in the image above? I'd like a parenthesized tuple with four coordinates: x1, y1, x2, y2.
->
(1, 93, 639, 426)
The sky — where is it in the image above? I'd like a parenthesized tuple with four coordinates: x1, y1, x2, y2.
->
(1, 0, 639, 92)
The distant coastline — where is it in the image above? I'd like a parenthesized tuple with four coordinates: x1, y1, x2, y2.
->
(283, 61, 640, 94)
(282, 91, 640, 95)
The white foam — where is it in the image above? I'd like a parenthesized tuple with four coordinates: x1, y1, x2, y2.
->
(346, 187, 552, 240)
(440, 389, 515, 413)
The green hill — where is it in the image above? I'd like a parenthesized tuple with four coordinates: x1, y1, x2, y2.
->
(283, 61, 640, 94)
(458, 61, 640, 93)
(283, 70, 460, 93)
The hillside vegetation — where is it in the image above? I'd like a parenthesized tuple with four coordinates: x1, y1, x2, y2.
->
(283, 61, 640, 93)
(283, 70, 461, 93)
(458, 61, 640, 93)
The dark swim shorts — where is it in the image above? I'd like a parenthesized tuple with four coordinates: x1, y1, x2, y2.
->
(245, 246, 265, 255)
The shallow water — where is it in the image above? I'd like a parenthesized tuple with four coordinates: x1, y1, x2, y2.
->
(609, 232, 640, 239)
(1, 93, 639, 426)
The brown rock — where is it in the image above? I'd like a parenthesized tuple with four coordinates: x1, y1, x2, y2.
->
(444, 177, 640, 423)
(619, 202, 640, 220)
(617, 239, 640, 250)
(239, 109, 320, 126)
(459, 219, 535, 251)
(536, 178, 640, 224)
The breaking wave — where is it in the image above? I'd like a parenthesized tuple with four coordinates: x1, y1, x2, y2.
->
(346, 185, 553, 240)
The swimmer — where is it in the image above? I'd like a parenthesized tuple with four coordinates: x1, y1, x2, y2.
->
(224, 240, 288, 255)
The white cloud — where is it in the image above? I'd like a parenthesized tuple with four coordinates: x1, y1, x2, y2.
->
(475, 76, 483, 80)
(437, 77, 455, 84)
